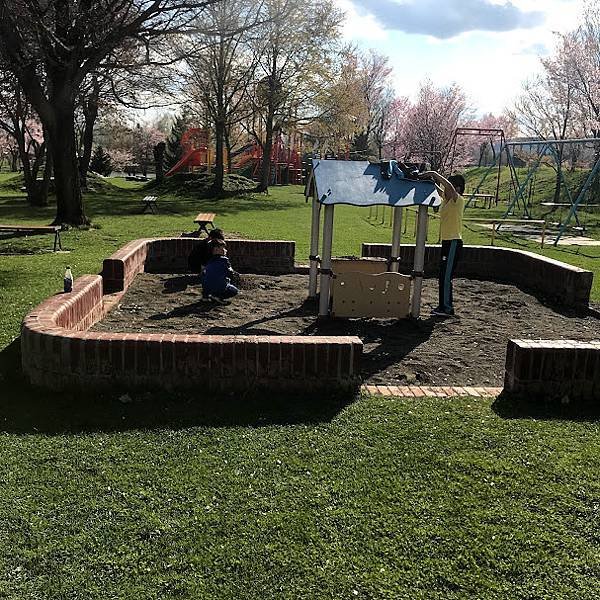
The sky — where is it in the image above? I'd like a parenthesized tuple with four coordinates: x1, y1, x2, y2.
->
(336, 0, 584, 115)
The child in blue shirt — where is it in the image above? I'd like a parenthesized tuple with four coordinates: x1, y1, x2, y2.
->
(202, 239, 239, 304)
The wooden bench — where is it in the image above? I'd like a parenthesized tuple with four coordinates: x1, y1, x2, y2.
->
(194, 212, 216, 236)
(466, 193, 495, 208)
(141, 195, 158, 214)
(0, 224, 62, 251)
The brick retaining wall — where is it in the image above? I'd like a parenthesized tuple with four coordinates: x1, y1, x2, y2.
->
(505, 339, 600, 401)
(103, 238, 295, 292)
(361, 243, 593, 309)
(22, 238, 360, 393)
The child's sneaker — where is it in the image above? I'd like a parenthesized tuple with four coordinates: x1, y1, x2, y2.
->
(209, 294, 230, 305)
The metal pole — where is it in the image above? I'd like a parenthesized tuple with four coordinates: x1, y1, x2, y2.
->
(411, 205, 429, 319)
(308, 193, 321, 298)
(390, 206, 403, 273)
(554, 155, 600, 245)
(318, 204, 335, 318)
(541, 221, 546, 248)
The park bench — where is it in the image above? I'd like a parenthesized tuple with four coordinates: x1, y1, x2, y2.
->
(194, 212, 216, 236)
(0, 224, 62, 251)
(466, 193, 495, 208)
(141, 195, 159, 214)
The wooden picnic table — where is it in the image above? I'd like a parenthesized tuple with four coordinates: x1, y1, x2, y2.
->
(194, 212, 216, 236)
(141, 195, 158, 214)
(0, 224, 62, 251)
(466, 193, 495, 208)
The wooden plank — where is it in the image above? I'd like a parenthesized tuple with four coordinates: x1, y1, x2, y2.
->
(0, 225, 60, 232)
(194, 212, 216, 223)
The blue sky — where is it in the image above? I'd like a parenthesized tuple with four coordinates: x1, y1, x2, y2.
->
(337, 0, 583, 115)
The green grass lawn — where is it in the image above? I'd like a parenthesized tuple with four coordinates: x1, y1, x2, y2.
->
(1, 391, 600, 599)
(1, 174, 600, 598)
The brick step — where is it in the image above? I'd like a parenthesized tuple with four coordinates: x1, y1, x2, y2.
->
(362, 385, 503, 398)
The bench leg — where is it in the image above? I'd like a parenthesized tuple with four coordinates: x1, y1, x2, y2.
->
(54, 231, 62, 252)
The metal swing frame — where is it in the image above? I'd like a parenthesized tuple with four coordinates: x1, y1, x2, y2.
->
(444, 127, 507, 208)
(503, 138, 600, 245)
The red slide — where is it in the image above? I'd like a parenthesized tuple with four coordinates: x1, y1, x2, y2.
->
(165, 148, 206, 177)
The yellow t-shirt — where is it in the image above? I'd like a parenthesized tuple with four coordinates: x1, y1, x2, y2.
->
(439, 189, 464, 241)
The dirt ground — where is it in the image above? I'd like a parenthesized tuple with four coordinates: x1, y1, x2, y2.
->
(93, 273, 599, 386)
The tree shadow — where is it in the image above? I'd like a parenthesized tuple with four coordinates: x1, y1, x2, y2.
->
(312, 315, 437, 381)
(0, 337, 357, 435)
(492, 391, 600, 422)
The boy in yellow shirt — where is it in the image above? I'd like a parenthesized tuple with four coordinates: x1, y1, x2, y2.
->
(418, 171, 465, 316)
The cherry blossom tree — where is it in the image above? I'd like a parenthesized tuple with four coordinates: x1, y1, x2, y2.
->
(132, 125, 165, 176)
(403, 80, 471, 170)
(0, 73, 50, 205)
(0, 128, 19, 171)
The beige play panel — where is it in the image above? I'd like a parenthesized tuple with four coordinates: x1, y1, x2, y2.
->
(331, 258, 388, 275)
(332, 271, 412, 318)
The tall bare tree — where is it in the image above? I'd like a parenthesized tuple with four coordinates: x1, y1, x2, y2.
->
(247, 0, 342, 191)
(183, 0, 262, 194)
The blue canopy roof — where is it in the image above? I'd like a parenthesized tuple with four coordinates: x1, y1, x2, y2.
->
(310, 159, 442, 208)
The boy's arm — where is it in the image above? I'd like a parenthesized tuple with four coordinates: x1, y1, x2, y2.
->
(418, 171, 459, 202)
(224, 257, 236, 277)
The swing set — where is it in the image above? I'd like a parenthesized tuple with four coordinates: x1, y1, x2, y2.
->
(445, 127, 507, 208)
(503, 138, 600, 245)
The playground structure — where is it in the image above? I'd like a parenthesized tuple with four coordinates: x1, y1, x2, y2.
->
(444, 129, 600, 246)
(445, 127, 507, 208)
(502, 137, 600, 245)
(233, 132, 303, 185)
(165, 128, 212, 177)
(305, 159, 442, 319)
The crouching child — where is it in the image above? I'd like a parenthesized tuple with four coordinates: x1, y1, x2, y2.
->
(202, 239, 239, 304)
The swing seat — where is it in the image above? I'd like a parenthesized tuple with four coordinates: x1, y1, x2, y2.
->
(332, 271, 412, 319)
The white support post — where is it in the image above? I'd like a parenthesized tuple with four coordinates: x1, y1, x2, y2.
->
(411, 205, 429, 319)
(389, 206, 403, 273)
(308, 193, 321, 298)
(318, 204, 335, 318)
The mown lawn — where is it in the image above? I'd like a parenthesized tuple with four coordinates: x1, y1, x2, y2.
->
(1, 391, 600, 599)
(1, 174, 600, 598)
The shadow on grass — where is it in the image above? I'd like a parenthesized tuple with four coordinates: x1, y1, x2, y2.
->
(0, 338, 356, 435)
(492, 391, 600, 422)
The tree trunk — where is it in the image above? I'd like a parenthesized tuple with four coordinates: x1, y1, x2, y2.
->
(48, 103, 88, 226)
(224, 128, 233, 174)
(258, 114, 274, 192)
(553, 164, 562, 204)
(10, 150, 18, 171)
(27, 144, 50, 207)
(214, 119, 225, 194)
(153, 142, 165, 184)
(79, 83, 100, 189)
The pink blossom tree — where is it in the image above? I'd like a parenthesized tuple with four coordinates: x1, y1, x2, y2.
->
(107, 148, 135, 173)
(0, 128, 19, 171)
(402, 80, 471, 171)
(132, 125, 166, 176)
(0, 72, 50, 205)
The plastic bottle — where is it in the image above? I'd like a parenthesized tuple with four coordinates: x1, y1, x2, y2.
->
(64, 266, 73, 293)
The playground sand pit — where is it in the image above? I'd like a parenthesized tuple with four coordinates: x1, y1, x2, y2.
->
(94, 273, 599, 386)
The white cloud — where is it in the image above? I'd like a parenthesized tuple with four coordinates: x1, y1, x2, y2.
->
(349, 0, 544, 39)
(336, 0, 389, 41)
(338, 0, 584, 113)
